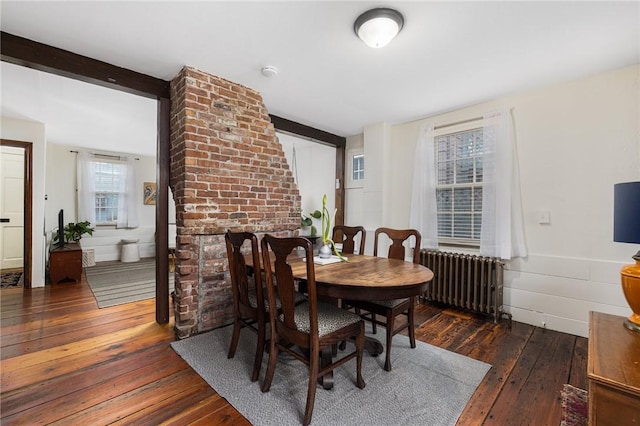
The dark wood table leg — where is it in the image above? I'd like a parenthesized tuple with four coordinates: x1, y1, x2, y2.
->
(318, 347, 334, 390)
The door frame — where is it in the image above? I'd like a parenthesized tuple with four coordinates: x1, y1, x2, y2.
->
(0, 139, 33, 289)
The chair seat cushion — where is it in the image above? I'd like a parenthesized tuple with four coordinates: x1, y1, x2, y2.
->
(347, 298, 409, 310)
(282, 301, 362, 337)
(367, 298, 409, 309)
(249, 289, 306, 312)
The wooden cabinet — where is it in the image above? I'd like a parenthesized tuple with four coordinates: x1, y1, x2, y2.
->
(588, 311, 640, 425)
(49, 243, 83, 284)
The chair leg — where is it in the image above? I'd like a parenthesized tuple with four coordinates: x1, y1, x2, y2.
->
(251, 319, 266, 382)
(227, 318, 242, 359)
(355, 322, 366, 389)
(408, 297, 416, 349)
(371, 313, 377, 334)
(261, 339, 279, 393)
(384, 310, 395, 372)
(303, 351, 320, 426)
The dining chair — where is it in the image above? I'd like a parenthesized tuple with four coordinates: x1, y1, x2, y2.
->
(260, 234, 365, 426)
(224, 230, 269, 382)
(332, 225, 366, 255)
(344, 227, 422, 372)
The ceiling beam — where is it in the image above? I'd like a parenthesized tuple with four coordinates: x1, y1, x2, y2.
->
(1, 31, 170, 99)
(270, 115, 346, 148)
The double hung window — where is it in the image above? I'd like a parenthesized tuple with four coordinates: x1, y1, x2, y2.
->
(94, 160, 126, 225)
(434, 127, 483, 245)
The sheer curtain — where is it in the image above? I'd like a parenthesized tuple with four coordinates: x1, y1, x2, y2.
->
(77, 153, 139, 229)
(480, 109, 526, 259)
(77, 151, 96, 225)
(117, 156, 139, 229)
(410, 124, 439, 249)
(409, 110, 527, 259)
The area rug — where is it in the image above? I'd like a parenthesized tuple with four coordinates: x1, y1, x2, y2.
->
(171, 323, 491, 426)
(85, 258, 174, 308)
(560, 384, 588, 426)
(1, 271, 22, 289)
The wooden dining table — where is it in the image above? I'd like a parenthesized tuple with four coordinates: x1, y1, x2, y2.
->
(245, 252, 434, 388)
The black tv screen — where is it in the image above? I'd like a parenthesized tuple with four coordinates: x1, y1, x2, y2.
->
(57, 209, 65, 247)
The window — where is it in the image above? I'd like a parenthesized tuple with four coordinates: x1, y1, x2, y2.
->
(435, 127, 483, 244)
(352, 154, 364, 181)
(94, 160, 127, 225)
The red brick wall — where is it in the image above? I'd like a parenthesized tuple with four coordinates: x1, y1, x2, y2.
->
(170, 66, 301, 338)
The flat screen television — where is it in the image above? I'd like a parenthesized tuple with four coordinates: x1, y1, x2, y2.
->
(56, 209, 65, 248)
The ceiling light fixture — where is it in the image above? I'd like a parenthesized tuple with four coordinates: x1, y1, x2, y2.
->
(354, 7, 404, 48)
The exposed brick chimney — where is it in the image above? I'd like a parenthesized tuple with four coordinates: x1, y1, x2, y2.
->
(170, 66, 300, 338)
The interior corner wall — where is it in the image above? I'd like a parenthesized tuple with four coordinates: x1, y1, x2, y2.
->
(1, 117, 47, 287)
(170, 66, 301, 339)
(347, 64, 640, 337)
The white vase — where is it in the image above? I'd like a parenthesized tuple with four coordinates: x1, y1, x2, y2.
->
(319, 244, 332, 259)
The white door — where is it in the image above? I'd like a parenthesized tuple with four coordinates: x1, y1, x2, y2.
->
(0, 146, 25, 269)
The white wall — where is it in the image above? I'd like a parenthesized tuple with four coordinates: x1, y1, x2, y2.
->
(346, 64, 640, 337)
(1, 117, 47, 287)
(45, 144, 158, 262)
(277, 132, 336, 234)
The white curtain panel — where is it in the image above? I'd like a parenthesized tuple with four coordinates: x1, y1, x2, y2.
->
(410, 124, 439, 249)
(409, 110, 527, 259)
(479, 109, 527, 259)
(117, 157, 139, 229)
(76, 151, 96, 225)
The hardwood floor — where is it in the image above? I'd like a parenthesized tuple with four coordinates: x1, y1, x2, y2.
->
(1, 274, 587, 425)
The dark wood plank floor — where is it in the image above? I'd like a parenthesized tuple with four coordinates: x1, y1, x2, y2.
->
(0, 272, 587, 425)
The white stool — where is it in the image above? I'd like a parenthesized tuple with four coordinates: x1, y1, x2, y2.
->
(121, 239, 140, 263)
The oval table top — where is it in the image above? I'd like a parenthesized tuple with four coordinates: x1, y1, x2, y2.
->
(251, 254, 434, 301)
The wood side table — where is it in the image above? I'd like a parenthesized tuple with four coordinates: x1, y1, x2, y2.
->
(49, 243, 83, 284)
(588, 311, 640, 425)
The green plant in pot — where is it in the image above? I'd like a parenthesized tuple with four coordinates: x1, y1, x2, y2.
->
(318, 194, 346, 261)
(301, 214, 313, 236)
(54, 221, 95, 243)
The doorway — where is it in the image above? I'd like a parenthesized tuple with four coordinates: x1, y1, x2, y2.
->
(0, 140, 33, 289)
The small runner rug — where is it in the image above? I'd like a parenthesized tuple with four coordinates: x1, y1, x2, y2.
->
(171, 323, 491, 426)
(85, 258, 174, 308)
(1, 271, 23, 289)
(560, 384, 588, 426)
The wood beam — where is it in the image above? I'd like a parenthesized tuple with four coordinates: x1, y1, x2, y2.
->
(0, 31, 169, 99)
(270, 115, 346, 148)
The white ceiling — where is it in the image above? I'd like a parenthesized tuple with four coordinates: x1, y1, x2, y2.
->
(1, 1, 638, 157)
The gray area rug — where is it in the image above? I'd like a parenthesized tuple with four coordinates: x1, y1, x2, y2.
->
(171, 323, 491, 425)
(85, 258, 174, 308)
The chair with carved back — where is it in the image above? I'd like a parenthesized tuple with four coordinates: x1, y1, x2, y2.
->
(344, 227, 422, 371)
(332, 225, 366, 255)
(224, 230, 268, 382)
(260, 234, 365, 426)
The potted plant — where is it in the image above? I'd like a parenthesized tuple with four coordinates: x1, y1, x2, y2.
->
(54, 221, 95, 243)
(301, 214, 313, 236)
(317, 194, 346, 261)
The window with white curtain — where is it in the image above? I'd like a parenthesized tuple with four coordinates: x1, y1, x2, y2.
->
(410, 109, 526, 259)
(77, 152, 139, 229)
(94, 160, 126, 225)
(435, 127, 484, 245)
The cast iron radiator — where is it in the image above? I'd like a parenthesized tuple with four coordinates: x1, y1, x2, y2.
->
(419, 249, 510, 323)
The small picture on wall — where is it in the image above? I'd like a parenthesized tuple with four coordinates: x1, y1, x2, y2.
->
(144, 182, 157, 205)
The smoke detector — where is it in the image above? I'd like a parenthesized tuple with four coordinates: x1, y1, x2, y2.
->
(261, 65, 278, 78)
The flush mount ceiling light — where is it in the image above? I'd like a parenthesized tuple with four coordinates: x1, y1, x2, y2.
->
(354, 7, 404, 48)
